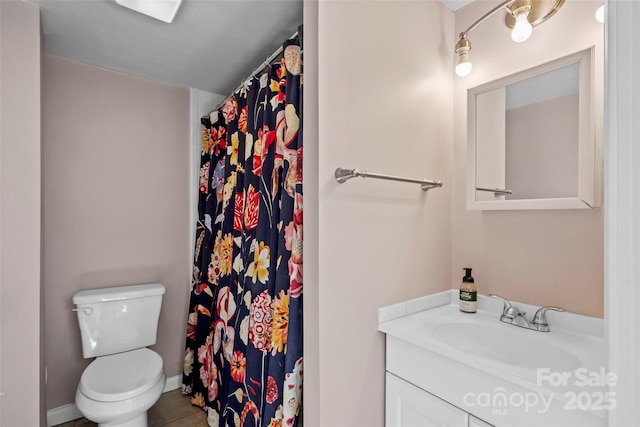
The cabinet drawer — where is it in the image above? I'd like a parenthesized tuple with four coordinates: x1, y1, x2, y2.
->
(386, 372, 468, 427)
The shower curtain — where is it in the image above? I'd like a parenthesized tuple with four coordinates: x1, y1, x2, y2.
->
(182, 38, 303, 427)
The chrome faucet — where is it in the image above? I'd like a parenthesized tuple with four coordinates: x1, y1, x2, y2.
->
(489, 294, 565, 332)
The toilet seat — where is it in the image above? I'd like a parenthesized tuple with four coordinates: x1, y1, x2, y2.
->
(79, 348, 164, 402)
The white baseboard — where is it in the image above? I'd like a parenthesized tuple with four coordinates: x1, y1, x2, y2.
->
(47, 404, 84, 427)
(163, 374, 182, 392)
(47, 375, 183, 426)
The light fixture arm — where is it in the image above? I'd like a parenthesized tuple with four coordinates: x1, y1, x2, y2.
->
(455, 0, 564, 77)
(458, 0, 514, 40)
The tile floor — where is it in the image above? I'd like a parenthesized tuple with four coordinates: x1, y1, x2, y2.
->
(58, 390, 207, 427)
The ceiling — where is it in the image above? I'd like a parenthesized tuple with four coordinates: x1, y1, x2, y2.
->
(30, 0, 303, 95)
(439, 0, 473, 11)
(29, 0, 470, 96)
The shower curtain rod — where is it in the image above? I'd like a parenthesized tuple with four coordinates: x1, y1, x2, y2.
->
(235, 30, 299, 93)
(211, 30, 301, 112)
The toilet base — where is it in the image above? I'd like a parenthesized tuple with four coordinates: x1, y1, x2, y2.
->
(76, 370, 165, 427)
(98, 412, 146, 427)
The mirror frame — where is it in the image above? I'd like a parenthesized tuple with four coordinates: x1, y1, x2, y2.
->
(466, 48, 598, 210)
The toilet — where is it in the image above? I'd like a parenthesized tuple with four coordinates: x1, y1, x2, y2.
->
(73, 283, 167, 427)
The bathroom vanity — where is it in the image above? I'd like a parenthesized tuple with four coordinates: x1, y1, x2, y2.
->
(379, 291, 607, 427)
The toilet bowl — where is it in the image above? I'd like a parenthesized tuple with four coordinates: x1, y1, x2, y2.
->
(72, 283, 167, 427)
(75, 348, 166, 427)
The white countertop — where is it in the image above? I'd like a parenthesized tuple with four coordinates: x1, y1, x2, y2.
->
(378, 290, 608, 424)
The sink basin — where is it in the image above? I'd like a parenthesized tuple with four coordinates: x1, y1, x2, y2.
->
(430, 318, 582, 371)
(379, 300, 605, 386)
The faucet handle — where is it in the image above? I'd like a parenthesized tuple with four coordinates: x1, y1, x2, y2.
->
(532, 306, 565, 327)
(489, 294, 510, 307)
(489, 294, 522, 320)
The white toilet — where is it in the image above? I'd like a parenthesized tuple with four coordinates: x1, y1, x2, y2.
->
(73, 283, 167, 427)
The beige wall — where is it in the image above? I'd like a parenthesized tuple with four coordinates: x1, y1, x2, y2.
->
(0, 1, 45, 424)
(453, 0, 604, 316)
(315, 1, 454, 425)
(42, 55, 190, 409)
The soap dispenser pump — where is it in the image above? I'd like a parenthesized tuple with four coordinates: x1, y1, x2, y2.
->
(459, 268, 477, 313)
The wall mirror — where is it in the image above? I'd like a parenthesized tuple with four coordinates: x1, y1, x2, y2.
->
(467, 48, 599, 210)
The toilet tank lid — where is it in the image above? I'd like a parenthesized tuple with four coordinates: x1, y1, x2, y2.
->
(73, 283, 166, 305)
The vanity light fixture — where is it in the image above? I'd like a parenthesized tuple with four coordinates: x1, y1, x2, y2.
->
(455, 0, 564, 77)
(114, 0, 182, 23)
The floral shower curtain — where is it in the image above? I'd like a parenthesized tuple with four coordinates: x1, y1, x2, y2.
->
(183, 38, 303, 427)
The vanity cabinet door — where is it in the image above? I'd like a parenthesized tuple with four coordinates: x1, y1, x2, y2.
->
(469, 415, 494, 427)
(386, 372, 468, 427)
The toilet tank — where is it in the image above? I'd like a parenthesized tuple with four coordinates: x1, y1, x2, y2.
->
(73, 283, 166, 358)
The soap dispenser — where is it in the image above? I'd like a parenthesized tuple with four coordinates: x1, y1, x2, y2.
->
(459, 268, 477, 313)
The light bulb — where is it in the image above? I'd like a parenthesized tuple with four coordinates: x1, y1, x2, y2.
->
(511, 11, 533, 43)
(596, 4, 604, 23)
(456, 61, 472, 77)
(454, 36, 472, 77)
(455, 45, 472, 77)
